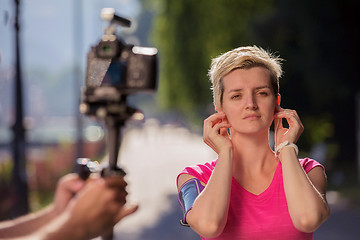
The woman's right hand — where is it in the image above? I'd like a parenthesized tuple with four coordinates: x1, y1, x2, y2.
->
(203, 112, 232, 154)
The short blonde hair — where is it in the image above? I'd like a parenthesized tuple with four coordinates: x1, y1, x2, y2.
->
(208, 46, 283, 109)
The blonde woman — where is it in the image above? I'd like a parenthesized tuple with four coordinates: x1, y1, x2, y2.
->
(177, 46, 330, 239)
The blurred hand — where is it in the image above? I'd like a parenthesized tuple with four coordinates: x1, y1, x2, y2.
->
(53, 173, 85, 214)
(65, 176, 138, 239)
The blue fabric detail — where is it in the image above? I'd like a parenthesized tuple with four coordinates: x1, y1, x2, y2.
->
(178, 178, 205, 226)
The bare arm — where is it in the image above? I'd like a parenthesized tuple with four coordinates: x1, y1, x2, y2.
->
(177, 112, 233, 238)
(0, 174, 84, 238)
(280, 148, 330, 232)
(0, 205, 57, 238)
(275, 106, 330, 232)
(0, 175, 137, 240)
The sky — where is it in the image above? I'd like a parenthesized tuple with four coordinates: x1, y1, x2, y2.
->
(0, 0, 147, 142)
(0, 0, 142, 70)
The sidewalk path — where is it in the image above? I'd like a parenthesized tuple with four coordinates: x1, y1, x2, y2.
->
(314, 192, 360, 240)
(104, 119, 360, 240)
(112, 119, 215, 240)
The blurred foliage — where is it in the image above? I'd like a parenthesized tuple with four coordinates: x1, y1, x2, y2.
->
(0, 140, 106, 220)
(147, 0, 360, 170)
(147, 0, 275, 125)
(0, 159, 13, 220)
(338, 184, 360, 211)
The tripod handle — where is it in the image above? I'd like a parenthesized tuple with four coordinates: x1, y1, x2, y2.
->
(75, 158, 126, 240)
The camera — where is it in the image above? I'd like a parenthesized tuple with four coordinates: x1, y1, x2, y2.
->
(77, 8, 158, 177)
(76, 9, 158, 239)
(80, 8, 158, 119)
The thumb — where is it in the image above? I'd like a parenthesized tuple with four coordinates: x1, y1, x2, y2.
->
(117, 204, 139, 221)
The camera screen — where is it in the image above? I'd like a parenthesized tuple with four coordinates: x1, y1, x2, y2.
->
(85, 48, 111, 88)
(101, 61, 126, 87)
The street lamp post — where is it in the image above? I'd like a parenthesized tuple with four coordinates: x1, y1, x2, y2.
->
(11, 0, 29, 217)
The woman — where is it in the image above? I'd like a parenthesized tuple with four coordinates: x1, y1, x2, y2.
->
(177, 46, 330, 239)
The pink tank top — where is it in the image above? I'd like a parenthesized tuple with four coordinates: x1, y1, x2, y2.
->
(177, 158, 323, 240)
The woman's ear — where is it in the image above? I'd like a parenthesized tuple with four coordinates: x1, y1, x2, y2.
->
(215, 103, 222, 113)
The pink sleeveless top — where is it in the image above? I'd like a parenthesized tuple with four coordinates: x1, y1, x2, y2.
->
(177, 158, 323, 240)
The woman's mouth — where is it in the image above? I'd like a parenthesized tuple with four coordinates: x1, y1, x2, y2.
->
(243, 114, 260, 120)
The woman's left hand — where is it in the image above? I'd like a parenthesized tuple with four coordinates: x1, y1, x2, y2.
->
(54, 173, 85, 214)
(274, 106, 304, 146)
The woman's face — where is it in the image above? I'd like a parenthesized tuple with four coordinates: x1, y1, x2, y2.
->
(221, 67, 277, 135)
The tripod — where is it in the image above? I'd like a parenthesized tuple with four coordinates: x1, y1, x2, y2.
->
(77, 96, 141, 240)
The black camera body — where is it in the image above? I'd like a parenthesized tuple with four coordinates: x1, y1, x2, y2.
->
(88, 40, 158, 93)
(80, 9, 158, 119)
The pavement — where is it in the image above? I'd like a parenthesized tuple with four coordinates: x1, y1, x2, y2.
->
(98, 119, 360, 240)
(314, 191, 360, 240)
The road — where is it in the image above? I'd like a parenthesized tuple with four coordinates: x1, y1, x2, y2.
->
(102, 119, 360, 240)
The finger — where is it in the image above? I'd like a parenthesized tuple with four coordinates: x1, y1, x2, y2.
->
(219, 120, 231, 136)
(105, 176, 127, 189)
(275, 108, 298, 118)
(275, 111, 295, 124)
(117, 204, 139, 221)
(274, 110, 304, 143)
(204, 112, 226, 128)
(54, 174, 86, 213)
(276, 110, 302, 129)
(114, 189, 128, 203)
(219, 127, 229, 137)
(212, 122, 231, 133)
(204, 120, 230, 140)
(58, 174, 85, 194)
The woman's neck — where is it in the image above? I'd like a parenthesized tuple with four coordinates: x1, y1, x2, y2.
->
(231, 131, 277, 176)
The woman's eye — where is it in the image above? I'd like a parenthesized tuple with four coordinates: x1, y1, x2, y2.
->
(258, 91, 268, 96)
(231, 94, 241, 99)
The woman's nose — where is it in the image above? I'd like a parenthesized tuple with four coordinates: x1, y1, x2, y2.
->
(245, 95, 258, 110)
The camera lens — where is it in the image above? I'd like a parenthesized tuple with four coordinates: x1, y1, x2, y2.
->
(102, 45, 112, 53)
(96, 40, 119, 58)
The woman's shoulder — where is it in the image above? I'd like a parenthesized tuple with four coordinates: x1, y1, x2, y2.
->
(177, 159, 217, 184)
(299, 157, 325, 173)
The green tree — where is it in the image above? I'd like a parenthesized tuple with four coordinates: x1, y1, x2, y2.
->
(148, 0, 275, 123)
